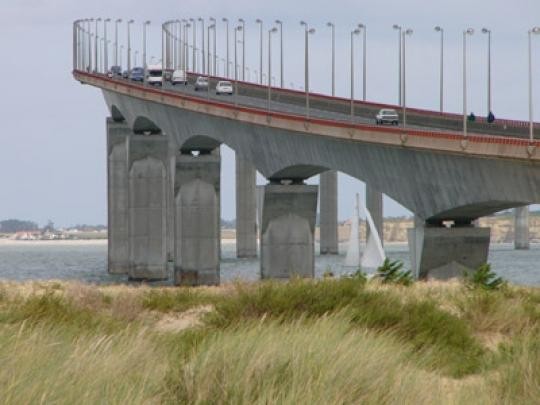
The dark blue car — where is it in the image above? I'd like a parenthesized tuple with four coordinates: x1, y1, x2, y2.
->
(130, 67, 144, 82)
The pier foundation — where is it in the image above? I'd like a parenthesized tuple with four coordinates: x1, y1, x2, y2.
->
(320, 170, 339, 254)
(514, 206, 530, 250)
(236, 157, 257, 258)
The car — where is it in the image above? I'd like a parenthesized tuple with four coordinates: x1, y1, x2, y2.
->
(215, 81, 234, 95)
(375, 109, 399, 125)
(109, 65, 122, 78)
(122, 70, 129, 79)
(194, 76, 209, 91)
(130, 67, 144, 82)
(146, 64, 163, 86)
(171, 69, 188, 85)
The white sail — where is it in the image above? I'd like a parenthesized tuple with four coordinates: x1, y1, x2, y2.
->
(360, 199, 386, 269)
(344, 193, 361, 267)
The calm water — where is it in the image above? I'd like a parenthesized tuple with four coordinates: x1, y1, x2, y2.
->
(0, 242, 539, 286)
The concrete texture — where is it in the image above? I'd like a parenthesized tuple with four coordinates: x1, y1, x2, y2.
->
(107, 118, 131, 274)
(366, 186, 383, 245)
(514, 205, 530, 250)
(174, 149, 221, 285)
(127, 134, 169, 280)
(319, 170, 339, 254)
(261, 184, 318, 279)
(236, 157, 258, 258)
(408, 224, 491, 280)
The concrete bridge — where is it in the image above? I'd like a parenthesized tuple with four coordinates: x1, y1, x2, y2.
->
(73, 19, 540, 283)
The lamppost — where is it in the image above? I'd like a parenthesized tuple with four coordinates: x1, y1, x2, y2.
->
(275, 20, 283, 87)
(198, 17, 205, 74)
(256, 19, 263, 84)
(94, 18, 102, 73)
(434, 26, 444, 113)
(327, 22, 335, 96)
(114, 18, 122, 66)
(268, 26, 278, 111)
(143, 20, 151, 84)
(104, 18, 111, 72)
(222, 18, 230, 77)
(184, 22, 191, 72)
(210, 17, 216, 75)
(87, 19, 93, 71)
(402, 28, 413, 128)
(393, 24, 402, 105)
(238, 19, 246, 80)
(207, 23, 214, 76)
(350, 28, 361, 121)
(481, 27, 492, 117)
(234, 24, 243, 105)
(300, 21, 316, 118)
(126, 20, 134, 72)
(120, 45, 124, 68)
(528, 27, 540, 142)
(463, 28, 474, 137)
(189, 18, 196, 72)
(358, 23, 367, 101)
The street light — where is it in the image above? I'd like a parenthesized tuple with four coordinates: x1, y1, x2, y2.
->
(114, 19, 122, 66)
(189, 19, 196, 72)
(256, 19, 263, 84)
(463, 28, 474, 137)
(393, 24, 402, 105)
(528, 27, 540, 142)
(87, 19, 93, 71)
(434, 26, 444, 113)
(327, 22, 335, 96)
(143, 20, 151, 84)
(350, 28, 361, 121)
(238, 19, 246, 80)
(184, 22, 191, 72)
(207, 23, 215, 76)
(210, 17, 216, 75)
(222, 18, 230, 77)
(358, 23, 367, 101)
(104, 18, 111, 72)
(234, 25, 243, 105)
(198, 17, 205, 74)
(127, 20, 134, 72)
(120, 45, 124, 67)
(481, 27, 492, 117)
(275, 20, 283, 87)
(300, 21, 316, 118)
(402, 28, 413, 128)
(94, 18, 102, 73)
(268, 26, 278, 111)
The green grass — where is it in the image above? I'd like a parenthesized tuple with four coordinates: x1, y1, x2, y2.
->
(142, 288, 218, 313)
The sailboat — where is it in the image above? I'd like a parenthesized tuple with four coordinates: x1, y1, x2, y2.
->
(344, 193, 386, 271)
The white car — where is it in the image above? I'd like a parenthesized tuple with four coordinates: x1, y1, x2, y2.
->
(171, 69, 187, 85)
(375, 109, 399, 125)
(146, 64, 163, 86)
(216, 81, 233, 95)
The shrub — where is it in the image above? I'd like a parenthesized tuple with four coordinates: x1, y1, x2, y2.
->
(465, 263, 506, 291)
(376, 259, 413, 286)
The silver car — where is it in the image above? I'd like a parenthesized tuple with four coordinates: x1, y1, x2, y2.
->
(375, 109, 399, 125)
(194, 76, 209, 91)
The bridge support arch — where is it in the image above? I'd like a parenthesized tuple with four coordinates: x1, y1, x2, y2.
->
(260, 181, 318, 279)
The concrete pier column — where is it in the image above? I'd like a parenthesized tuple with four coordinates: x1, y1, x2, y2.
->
(236, 157, 257, 258)
(366, 186, 383, 245)
(514, 206, 530, 250)
(320, 171, 339, 254)
(407, 221, 490, 280)
(261, 183, 318, 279)
(107, 118, 131, 274)
(127, 135, 169, 280)
(174, 149, 220, 286)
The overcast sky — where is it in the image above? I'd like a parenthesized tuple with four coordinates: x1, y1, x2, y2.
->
(1, 0, 539, 227)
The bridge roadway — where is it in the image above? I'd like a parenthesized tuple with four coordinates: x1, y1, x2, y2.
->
(74, 69, 540, 282)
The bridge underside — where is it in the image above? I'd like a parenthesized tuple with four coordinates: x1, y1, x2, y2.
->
(104, 90, 540, 223)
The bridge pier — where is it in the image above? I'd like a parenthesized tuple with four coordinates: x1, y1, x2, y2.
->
(107, 118, 131, 274)
(408, 221, 490, 280)
(261, 182, 318, 279)
(127, 134, 169, 280)
(366, 186, 383, 245)
(174, 149, 221, 286)
(514, 206, 530, 250)
(320, 171, 339, 254)
(236, 157, 257, 258)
